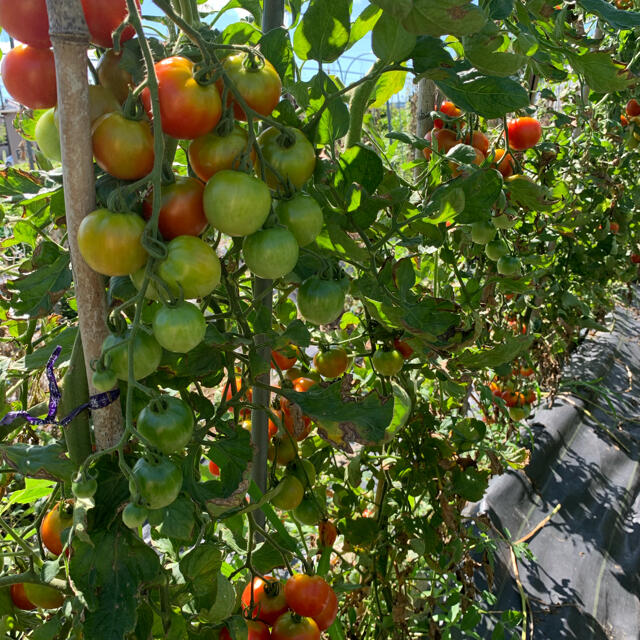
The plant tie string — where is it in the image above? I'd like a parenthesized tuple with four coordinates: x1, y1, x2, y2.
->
(0, 346, 119, 428)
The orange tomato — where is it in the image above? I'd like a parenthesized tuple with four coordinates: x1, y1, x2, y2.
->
(40, 500, 74, 556)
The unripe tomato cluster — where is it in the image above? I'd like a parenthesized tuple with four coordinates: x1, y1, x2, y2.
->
(488, 363, 537, 422)
(225, 573, 337, 639)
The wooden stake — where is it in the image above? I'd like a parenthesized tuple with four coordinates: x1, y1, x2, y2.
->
(46, 0, 123, 451)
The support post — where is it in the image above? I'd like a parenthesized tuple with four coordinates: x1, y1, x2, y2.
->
(46, 0, 123, 452)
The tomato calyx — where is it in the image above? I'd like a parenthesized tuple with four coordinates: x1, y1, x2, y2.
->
(276, 128, 297, 149)
(243, 51, 267, 72)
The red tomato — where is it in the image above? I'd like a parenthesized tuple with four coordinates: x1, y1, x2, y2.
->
(621, 114, 629, 126)
(314, 588, 338, 630)
(219, 52, 282, 120)
(631, 253, 640, 264)
(489, 382, 503, 398)
(433, 101, 461, 129)
(393, 339, 414, 360)
(208, 460, 220, 476)
(449, 147, 484, 177)
(0, 0, 50, 49)
(188, 124, 254, 182)
(1, 45, 56, 109)
(626, 99, 640, 117)
(242, 576, 289, 626)
(142, 176, 207, 240)
(141, 56, 222, 140)
(10, 583, 36, 611)
(422, 128, 459, 160)
(610, 221, 620, 234)
(272, 349, 297, 371)
(280, 398, 312, 441)
(40, 500, 74, 556)
(293, 377, 316, 393)
(520, 367, 534, 377)
(92, 112, 154, 180)
(464, 130, 490, 155)
(220, 620, 270, 640)
(284, 574, 332, 619)
(506, 117, 542, 150)
(492, 149, 515, 178)
(225, 377, 252, 418)
(80, 0, 139, 48)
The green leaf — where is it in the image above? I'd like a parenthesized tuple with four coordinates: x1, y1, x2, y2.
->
(0, 168, 42, 198)
(335, 145, 384, 194)
(6, 478, 55, 506)
(0, 444, 74, 483)
(259, 27, 295, 83)
(153, 496, 196, 542)
(463, 31, 526, 77)
(411, 36, 455, 73)
(567, 50, 633, 93)
(30, 614, 63, 640)
(282, 319, 311, 348)
(252, 539, 290, 573)
(392, 0, 488, 37)
(432, 69, 530, 119)
(282, 380, 394, 453)
(179, 542, 223, 597)
(577, 0, 640, 28)
(451, 467, 490, 501)
(348, 4, 383, 48)
(456, 169, 503, 222)
(70, 529, 162, 640)
(455, 335, 534, 369)
(18, 327, 78, 372)
(293, 0, 351, 62)
(371, 71, 408, 108)
(221, 21, 261, 45)
(372, 12, 417, 62)
(505, 175, 556, 211)
(211, 0, 262, 23)
(6, 245, 72, 318)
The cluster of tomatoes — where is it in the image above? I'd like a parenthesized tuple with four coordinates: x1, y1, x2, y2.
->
(489, 364, 536, 421)
(222, 573, 337, 640)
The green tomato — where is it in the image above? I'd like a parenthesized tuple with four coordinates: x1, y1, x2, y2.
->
(492, 213, 516, 229)
(130, 456, 182, 510)
(286, 458, 316, 488)
(271, 474, 304, 511)
(122, 502, 148, 529)
(157, 236, 221, 299)
(102, 330, 162, 381)
(137, 395, 194, 455)
(35, 108, 61, 161)
(71, 472, 97, 499)
(372, 349, 404, 376)
(242, 227, 299, 280)
(508, 405, 530, 421)
(152, 301, 206, 353)
(297, 276, 345, 326)
(497, 255, 522, 277)
(293, 494, 323, 525)
(277, 193, 324, 247)
(203, 170, 272, 237)
(268, 435, 298, 466)
(485, 239, 508, 261)
(92, 367, 117, 392)
(470, 220, 496, 245)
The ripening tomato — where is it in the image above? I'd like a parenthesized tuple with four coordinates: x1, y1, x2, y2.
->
(423, 128, 459, 160)
(97, 50, 133, 104)
(393, 338, 414, 360)
(242, 227, 299, 280)
(0, 0, 50, 49)
(203, 170, 271, 237)
(272, 612, 320, 640)
(626, 99, 640, 117)
(220, 620, 270, 640)
(464, 130, 490, 155)
(80, 0, 139, 48)
(610, 221, 620, 234)
(78, 209, 147, 276)
(219, 52, 282, 120)
(41, 500, 74, 556)
(1, 45, 56, 109)
(10, 583, 36, 611)
(433, 101, 462, 129)
(313, 347, 348, 378)
(225, 377, 252, 417)
(269, 435, 299, 467)
(272, 349, 297, 371)
(506, 117, 542, 150)
(491, 149, 515, 178)
(142, 176, 207, 240)
(208, 460, 220, 476)
(449, 147, 484, 177)
(141, 57, 222, 140)
(87, 85, 120, 124)
(284, 574, 333, 620)
(188, 124, 254, 182)
(92, 112, 154, 180)
(371, 349, 404, 376)
(242, 576, 289, 625)
(293, 377, 316, 393)
(271, 474, 304, 510)
(256, 127, 316, 190)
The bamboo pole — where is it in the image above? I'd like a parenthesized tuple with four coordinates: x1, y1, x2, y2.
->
(46, 0, 123, 451)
